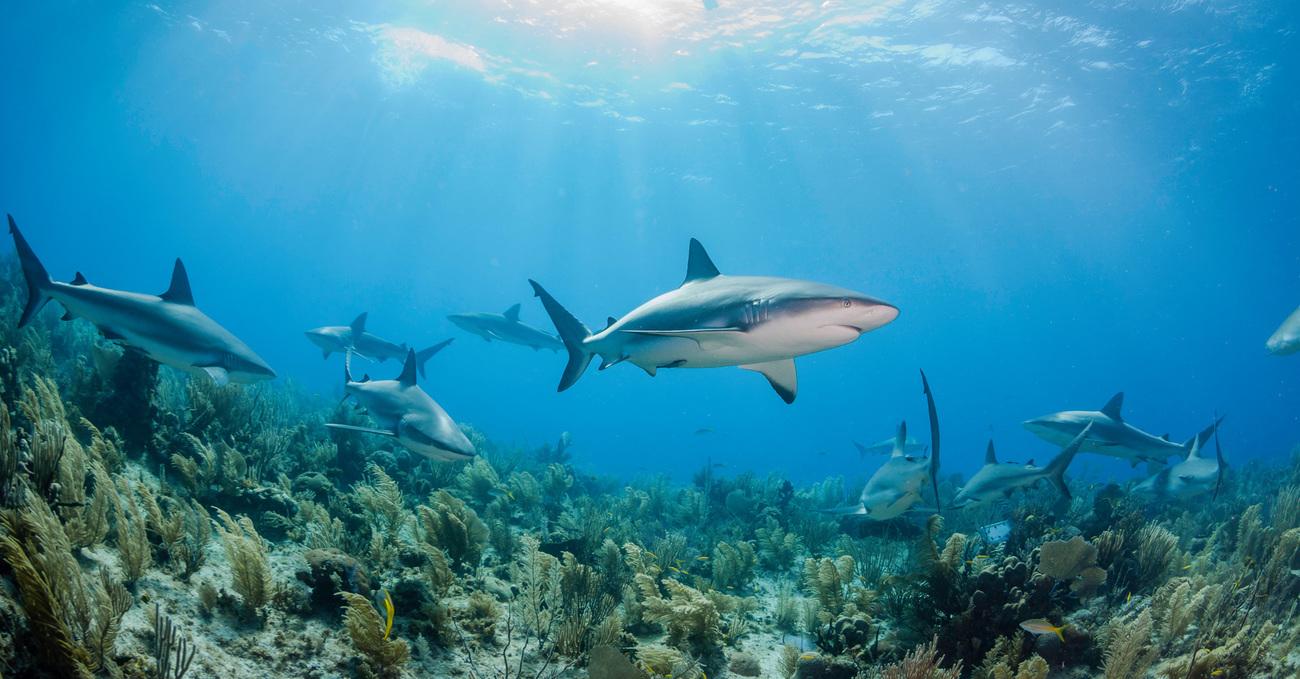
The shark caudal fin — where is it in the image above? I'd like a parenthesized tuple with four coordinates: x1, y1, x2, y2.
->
(529, 280, 594, 392)
(8, 215, 54, 329)
(921, 369, 942, 513)
(1047, 423, 1091, 499)
(414, 338, 454, 379)
(1183, 415, 1225, 452)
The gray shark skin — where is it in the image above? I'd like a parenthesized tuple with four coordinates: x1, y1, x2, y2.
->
(852, 435, 926, 460)
(529, 239, 898, 403)
(447, 304, 564, 353)
(305, 313, 452, 379)
(1267, 304, 1300, 356)
(326, 349, 475, 462)
(1022, 393, 1218, 467)
(822, 421, 934, 520)
(1134, 425, 1228, 502)
(949, 425, 1090, 508)
(8, 214, 275, 386)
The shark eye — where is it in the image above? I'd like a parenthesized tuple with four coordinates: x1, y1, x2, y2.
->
(841, 299, 852, 308)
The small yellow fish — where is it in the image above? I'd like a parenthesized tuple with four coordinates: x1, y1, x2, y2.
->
(799, 655, 817, 661)
(603, 527, 610, 533)
(726, 586, 734, 589)
(1211, 671, 1222, 676)
(966, 560, 974, 564)
(1019, 619, 1068, 642)
(976, 555, 988, 559)
(646, 552, 658, 559)
(1126, 593, 1132, 603)
(669, 566, 683, 573)
(1182, 565, 1192, 569)
(697, 556, 709, 561)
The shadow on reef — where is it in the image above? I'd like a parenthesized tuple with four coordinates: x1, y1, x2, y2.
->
(0, 254, 1296, 679)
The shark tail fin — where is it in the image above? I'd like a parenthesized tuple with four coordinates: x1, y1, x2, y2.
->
(414, 339, 454, 379)
(1047, 423, 1091, 499)
(1184, 415, 1224, 452)
(529, 279, 594, 392)
(921, 369, 942, 513)
(8, 215, 54, 329)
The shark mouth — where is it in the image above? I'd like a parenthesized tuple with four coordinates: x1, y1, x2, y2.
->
(824, 324, 864, 334)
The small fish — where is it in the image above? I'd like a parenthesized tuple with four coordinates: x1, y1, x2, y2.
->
(712, 463, 728, 468)
(976, 555, 988, 559)
(1211, 671, 1222, 676)
(646, 551, 658, 559)
(800, 655, 817, 661)
(487, 489, 515, 500)
(603, 527, 610, 533)
(1019, 619, 1068, 642)
(817, 450, 830, 456)
(726, 586, 733, 589)
(669, 566, 683, 573)
(696, 428, 715, 435)
(1182, 565, 1192, 570)
(697, 556, 709, 561)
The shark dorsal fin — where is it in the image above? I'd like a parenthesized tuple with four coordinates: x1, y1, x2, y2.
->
(504, 304, 521, 322)
(891, 421, 907, 457)
(605, 317, 618, 330)
(72, 272, 89, 286)
(160, 259, 195, 305)
(350, 312, 368, 335)
(985, 441, 998, 465)
(1100, 392, 1124, 421)
(397, 348, 418, 387)
(1161, 434, 1170, 442)
(682, 238, 721, 286)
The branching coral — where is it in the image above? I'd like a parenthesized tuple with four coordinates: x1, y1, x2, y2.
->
(1101, 609, 1156, 679)
(755, 516, 802, 572)
(212, 508, 276, 614)
(635, 573, 721, 654)
(340, 591, 411, 674)
(880, 636, 962, 679)
(710, 540, 757, 591)
(417, 489, 488, 570)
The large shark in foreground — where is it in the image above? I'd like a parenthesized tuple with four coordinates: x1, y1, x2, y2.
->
(306, 313, 452, 379)
(8, 214, 275, 386)
(529, 239, 898, 403)
(949, 426, 1089, 508)
(447, 304, 563, 352)
(1023, 393, 1219, 467)
(1134, 424, 1228, 502)
(326, 350, 475, 462)
(1267, 304, 1300, 356)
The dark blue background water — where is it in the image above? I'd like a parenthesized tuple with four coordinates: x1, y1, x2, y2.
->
(2, 0, 1296, 489)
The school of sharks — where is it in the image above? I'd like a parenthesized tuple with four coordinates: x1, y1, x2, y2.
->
(9, 212, 1285, 507)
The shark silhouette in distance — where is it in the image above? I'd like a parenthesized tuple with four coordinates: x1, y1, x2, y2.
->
(1134, 419, 1228, 502)
(853, 434, 926, 460)
(949, 425, 1090, 508)
(306, 312, 452, 379)
(8, 214, 274, 386)
(1022, 393, 1221, 467)
(529, 239, 898, 403)
(326, 349, 475, 462)
(447, 304, 564, 352)
(1267, 304, 1300, 356)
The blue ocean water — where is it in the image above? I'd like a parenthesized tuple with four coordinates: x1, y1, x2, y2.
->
(1, 0, 1296, 488)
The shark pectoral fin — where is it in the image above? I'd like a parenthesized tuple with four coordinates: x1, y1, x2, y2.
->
(621, 327, 745, 349)
(61, 311, 77, 321)
(99, 327, 127, 341)
(740, 358, 797, 404)
(322, 348, 331, 359)
(325, 423, 398, 437)
(200, 366, 230, 387)
(817, 504, 867, 516)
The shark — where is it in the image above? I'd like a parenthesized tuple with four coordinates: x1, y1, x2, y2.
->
(852, 434, 926, 460)
(305, 313, 452, 379)
(949, 425, 1090, 508)
(447, 304, 564, 353)
(1267, 304, 1300, 356)
(325, 349, 476, 462)
(7, 214, 275, 386)
(529, 239, 899, 403)
(1133, 423, 1227, 502)
(820, 370, 943, 519)
(1022, 393, 1220, 467)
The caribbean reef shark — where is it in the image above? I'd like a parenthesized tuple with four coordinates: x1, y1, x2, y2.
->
(529, 239, 898, 403)
(949, 425, 1089, 508)
(1022, 393, 1220, 467)
(306, 313, 452, 379)
(8, 214, 274, 386)
(821, 370, 942, 519)
(447, 304, 563, 352)
(1267, 304, 1300, 356)
(1134, 422, 1227, 502)
(326, 349, 475, 462)
(852, 434, 926, 460)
